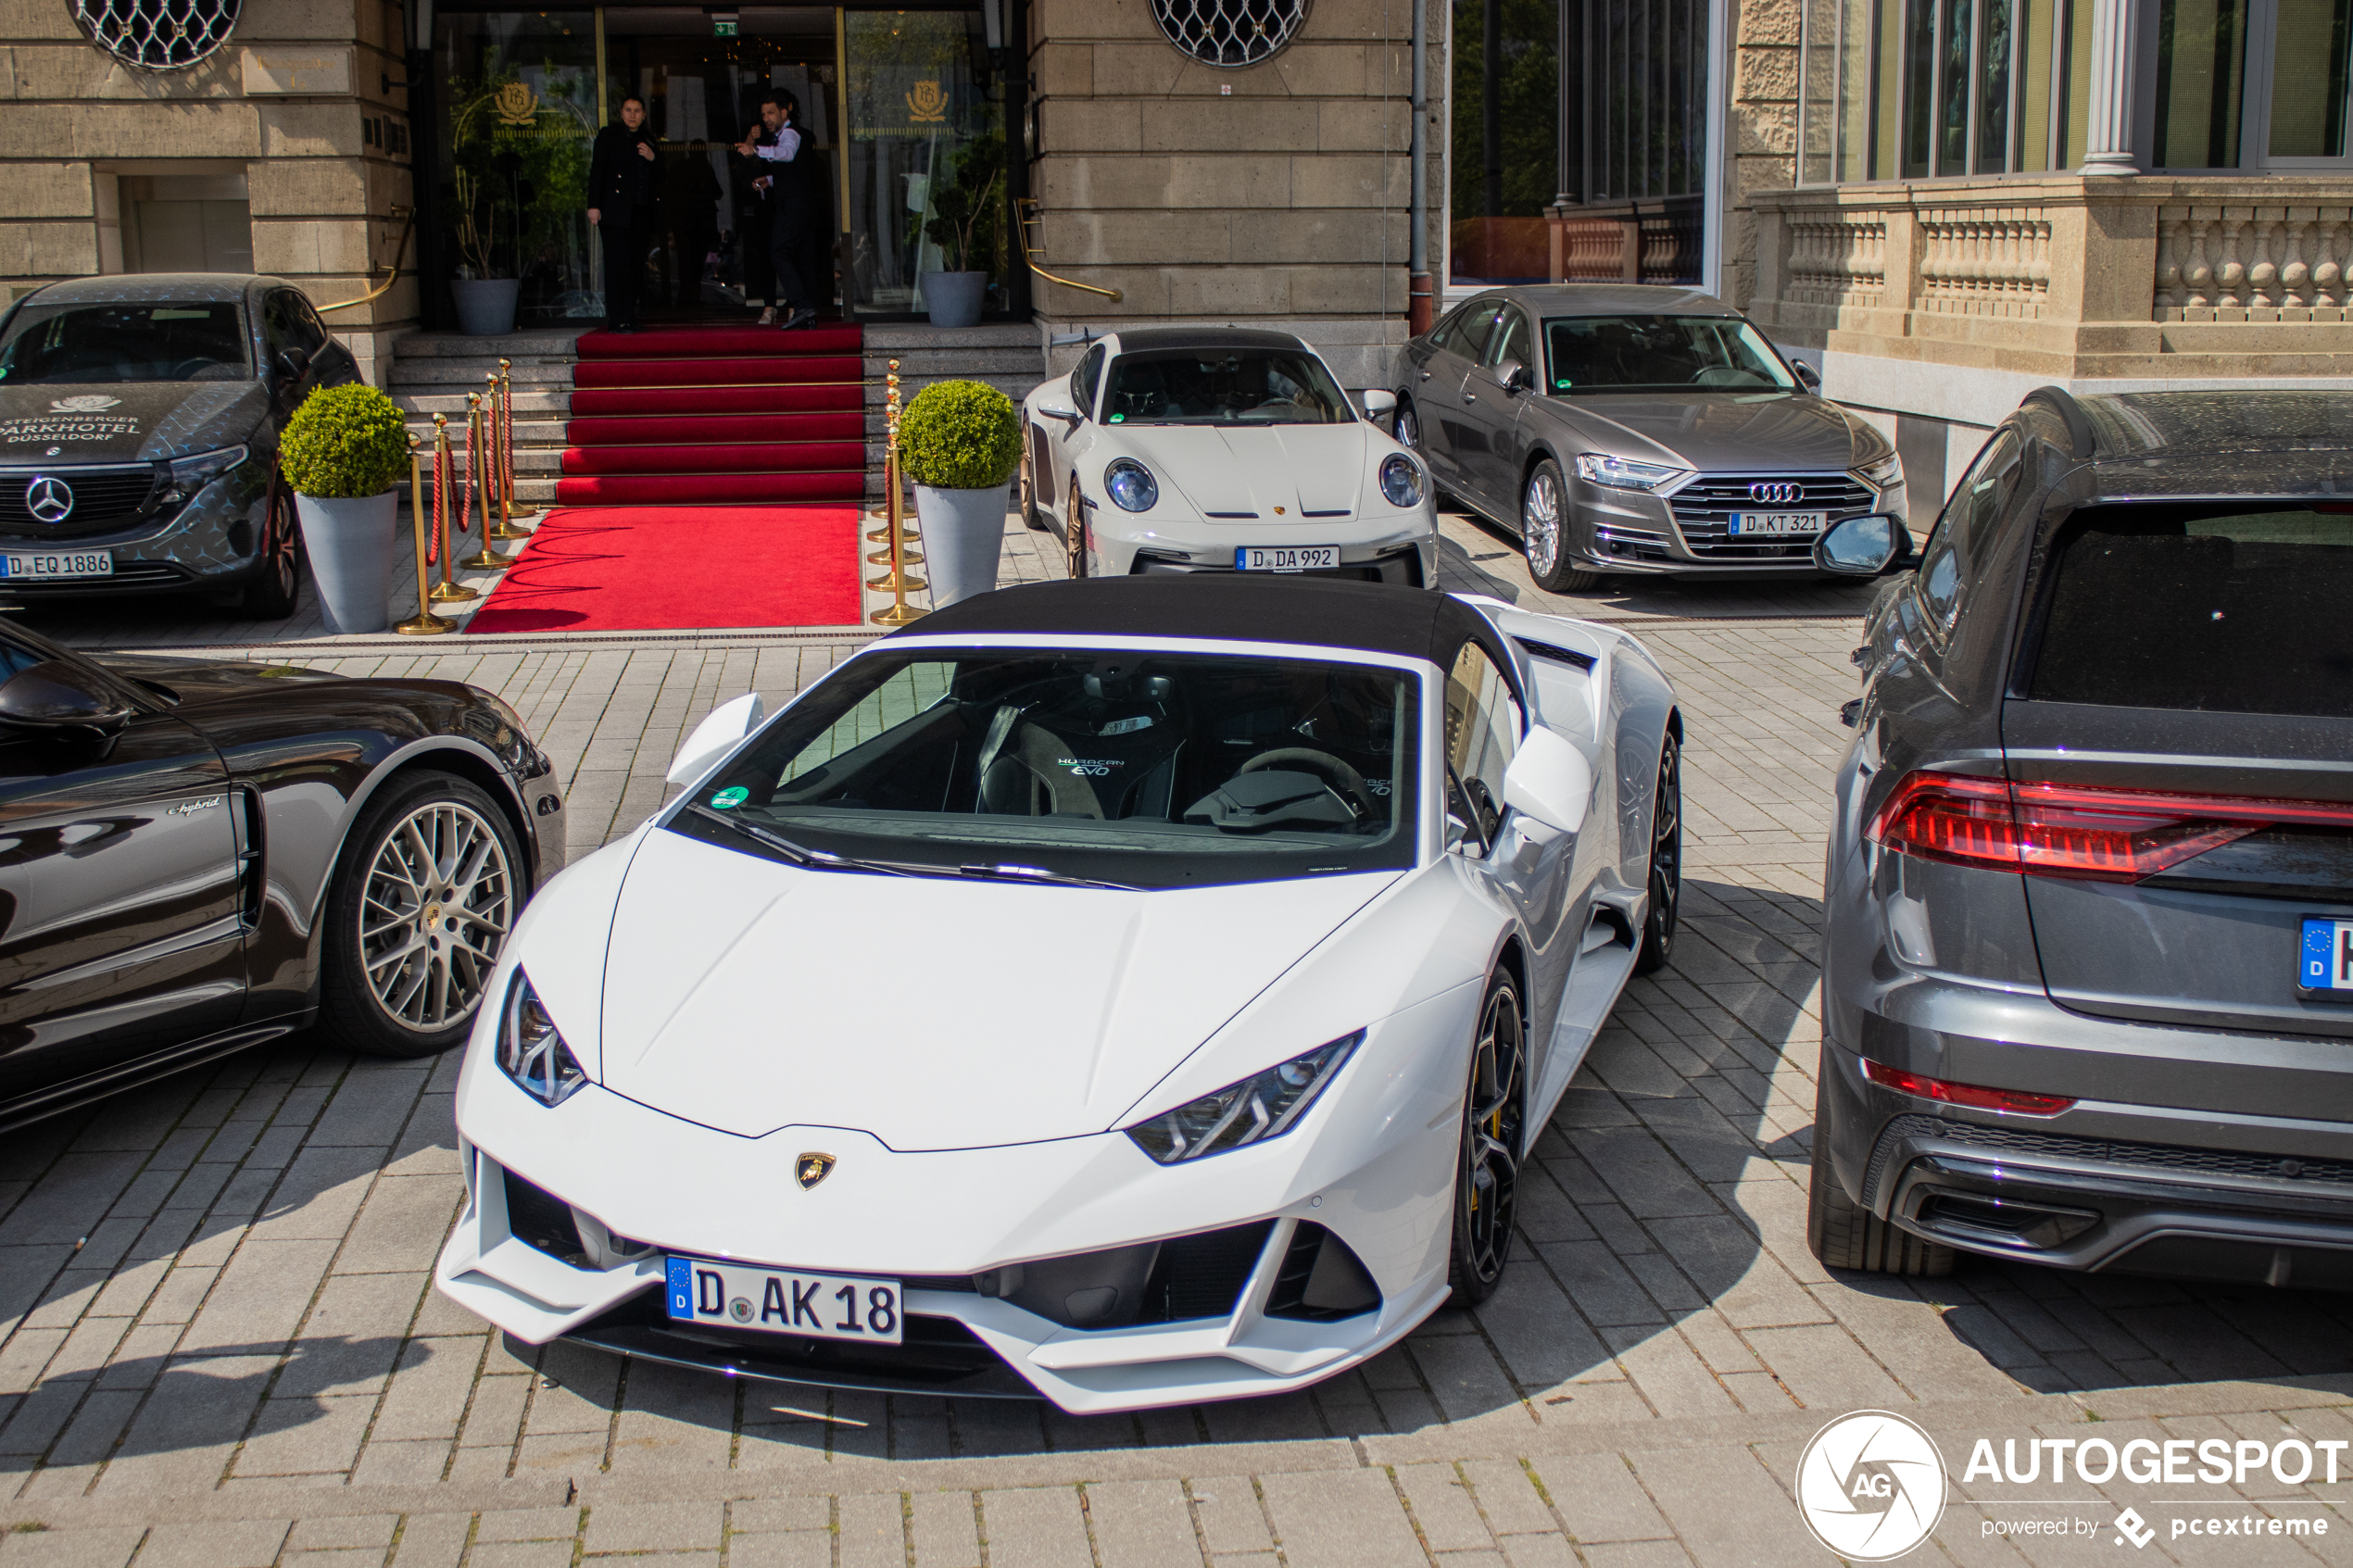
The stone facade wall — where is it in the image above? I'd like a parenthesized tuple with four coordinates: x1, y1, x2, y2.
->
(1725, 0, 1798, 310)
(1025, 0, 1418, 387)
(0, 0, 416, 384)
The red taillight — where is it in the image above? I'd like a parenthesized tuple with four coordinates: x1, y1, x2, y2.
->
(1866, 771, 2353, 883)
(1863, 1059, 2076, 1116)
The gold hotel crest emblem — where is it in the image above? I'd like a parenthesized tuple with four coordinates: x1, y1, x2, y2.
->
(906, 79, 949, 123)
(495, 81, 540, 126)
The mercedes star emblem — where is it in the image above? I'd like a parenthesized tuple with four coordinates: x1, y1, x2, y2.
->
(24, 476, 73, 525)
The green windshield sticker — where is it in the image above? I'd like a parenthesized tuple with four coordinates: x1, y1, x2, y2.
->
(1554, 378, 1572, 389)
(711, 786, 749, 809)
(1109, 413, 1126, 422)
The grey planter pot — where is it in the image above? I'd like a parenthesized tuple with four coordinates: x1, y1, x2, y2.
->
(452, 279, 521, 337)
(912, 480, 1013, 607)
(296, 491, 398, 634)
(921, 271, 987, 329)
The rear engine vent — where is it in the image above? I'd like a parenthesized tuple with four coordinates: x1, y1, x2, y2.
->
(1263, 1223, 1382, 1321)
(502, 1169, 590, 1268)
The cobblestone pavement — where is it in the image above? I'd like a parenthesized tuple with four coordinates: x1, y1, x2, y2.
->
(5, 546, 2353, 1566)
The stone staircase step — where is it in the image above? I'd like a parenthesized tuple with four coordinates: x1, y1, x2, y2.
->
(390, 360, 575, 388)
(864, 349, 1044, 378)
(394, 390, 573, 417)
(864, 374, 1035, 407)
(396, 329, 592, 357)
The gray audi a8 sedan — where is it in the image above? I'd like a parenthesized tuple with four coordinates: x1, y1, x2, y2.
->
(1393, 284, 1906, 593)
(1813, 387, 2353, 1290)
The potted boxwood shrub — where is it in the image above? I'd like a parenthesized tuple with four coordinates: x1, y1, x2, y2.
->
(919, 135, 1002, 329)
(900, 379, 1020, 606)
(280, 383, 411, 633)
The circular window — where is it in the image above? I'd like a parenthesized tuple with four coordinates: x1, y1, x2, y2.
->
(1151, 0, 1310, 67)
(72, 0, 242, 69)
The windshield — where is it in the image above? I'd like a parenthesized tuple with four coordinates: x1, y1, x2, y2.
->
(671, 646, 1420, 890)
(1101, 348, 1356, 426)
(0, 303, 251, 386)
(1543, 315, 1798, 395)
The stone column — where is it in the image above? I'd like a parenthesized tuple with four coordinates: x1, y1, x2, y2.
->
(2079, 0, 2141, 174)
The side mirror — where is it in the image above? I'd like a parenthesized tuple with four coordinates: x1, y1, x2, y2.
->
(275, 346, 311, 382)
(1361, 389, 1397, 417)
(1816, 513, 1902, 575)
(666, 691, 764, 786)
(1499, 727, 1592, 835)
(1497, 359, 1533, 395)
(1791, 358, 1822, 390)
(0, 660, 132, 734)
(1035, 389, 1082, 430)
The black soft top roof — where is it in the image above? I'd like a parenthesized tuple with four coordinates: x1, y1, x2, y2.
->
(891, 577, 1516, 678)
(1112, 327, 1309, 354)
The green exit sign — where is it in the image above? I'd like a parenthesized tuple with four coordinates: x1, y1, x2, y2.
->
(713, 18, 736, 33)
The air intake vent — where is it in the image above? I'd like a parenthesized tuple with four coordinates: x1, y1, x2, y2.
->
(1263, 1223, 1381, 1321)
(502, 1168, 590, 1268)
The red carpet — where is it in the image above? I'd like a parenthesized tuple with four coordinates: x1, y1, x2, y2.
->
(558, 323, 866, 508)
(465, 507, 861, 633)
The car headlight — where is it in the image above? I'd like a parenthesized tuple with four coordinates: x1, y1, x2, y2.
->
(163, 445, 249, 504)
(1105, 458, 1158, 512)
(1857, 452, 1905, 490)
(1574, 453, 1688, 491)
(1379, 453, 1424, 508)
(1126, 1031, 1361, 1163)
(497, 971, 588, 1107)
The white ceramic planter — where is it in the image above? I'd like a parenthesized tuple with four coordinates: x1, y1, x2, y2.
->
(912, 480, 1013, 607)
(452, 279, 521, 336)
(295, 491, 398, 633)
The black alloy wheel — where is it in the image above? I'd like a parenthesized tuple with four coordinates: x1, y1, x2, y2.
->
(1634, 732, 1682, 975)
(318, 770, 524, 1059)
(1393, 395, 1421, 448)
(1447, 969, 1527, 1304)
(240, 475, 303, 619)
(1066, 477, 1089, 578)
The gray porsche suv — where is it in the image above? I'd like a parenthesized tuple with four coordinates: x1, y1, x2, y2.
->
(1812, 387, 2353, 1289)
(1392, 284, 1906, 593)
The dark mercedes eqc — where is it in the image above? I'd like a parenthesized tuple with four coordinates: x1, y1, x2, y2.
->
(0, 274, 359, 617)
(1813, 387, 2353, 1288)
(1391, 284, 1906, 593)
(0, 618, 561, 1134)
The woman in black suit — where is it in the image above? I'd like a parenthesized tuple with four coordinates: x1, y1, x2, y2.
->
(587, 95, 660, 333)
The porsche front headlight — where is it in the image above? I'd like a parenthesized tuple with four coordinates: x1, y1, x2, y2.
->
(1105, 458, 1159, 512)
(497, 971, 587, 1107)
(1126, 1031, 1361, 1163)
(1379, 454, 1424, 508)
(1575, 453, 1687, 491)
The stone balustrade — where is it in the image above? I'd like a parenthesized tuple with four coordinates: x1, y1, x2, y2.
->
(2155, 205, 2353, 317)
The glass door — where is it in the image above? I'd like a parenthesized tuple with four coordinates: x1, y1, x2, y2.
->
(841, 9, 1006, 318)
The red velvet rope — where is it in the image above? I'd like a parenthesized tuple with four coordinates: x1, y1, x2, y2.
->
(429, 428, 449, 566)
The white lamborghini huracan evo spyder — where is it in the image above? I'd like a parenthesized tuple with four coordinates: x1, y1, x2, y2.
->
(435, 578, 1681, 1413)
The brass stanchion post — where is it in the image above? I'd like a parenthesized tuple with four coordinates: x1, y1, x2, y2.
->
(490, 358, 535, 538)
(869, 367, 924, 626)
(460, 393, 515, 571)
(396, 432, 456, 635)
(428, 413, 478, 604)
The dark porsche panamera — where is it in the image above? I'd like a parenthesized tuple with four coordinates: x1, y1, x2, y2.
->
(0, 273, 359, 616)
(1813, 387, 2353, 1290)
(0, 617, 561, 1133)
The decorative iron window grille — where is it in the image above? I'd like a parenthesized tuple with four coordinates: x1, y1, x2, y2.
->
(1150, 0, 1310, 67)
(72, 0, 241, 69)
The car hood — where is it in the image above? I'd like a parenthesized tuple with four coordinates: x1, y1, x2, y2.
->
(91, 651, 344, 707)
(593, 826, 1399, 1149)
(0, 382, 269, 464)
(1111, 422, 1369, 519)
(1541, 392, 1874, 472)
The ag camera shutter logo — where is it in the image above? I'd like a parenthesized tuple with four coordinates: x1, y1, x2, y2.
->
(1796, 1410, 1947, 1560)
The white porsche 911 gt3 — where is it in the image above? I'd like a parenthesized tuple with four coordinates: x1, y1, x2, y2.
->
(1022, 328, 1440, 587)
(435, 578, 1680, 1413)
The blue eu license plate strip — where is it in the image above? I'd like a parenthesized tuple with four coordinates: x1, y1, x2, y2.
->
(2299, 918, 2353, 993)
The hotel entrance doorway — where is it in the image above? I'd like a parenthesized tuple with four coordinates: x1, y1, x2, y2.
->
(426, 5, 1018, 329)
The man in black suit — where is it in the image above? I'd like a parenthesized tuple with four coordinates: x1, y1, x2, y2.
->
(587, 94, 660, 333)
(735, 91, 824, 329)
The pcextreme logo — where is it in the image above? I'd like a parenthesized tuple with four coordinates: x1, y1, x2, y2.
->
(1795, 1410, 1947, 1560)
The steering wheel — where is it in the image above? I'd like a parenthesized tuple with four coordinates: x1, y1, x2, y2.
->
(1239, 748, 1377, 822)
